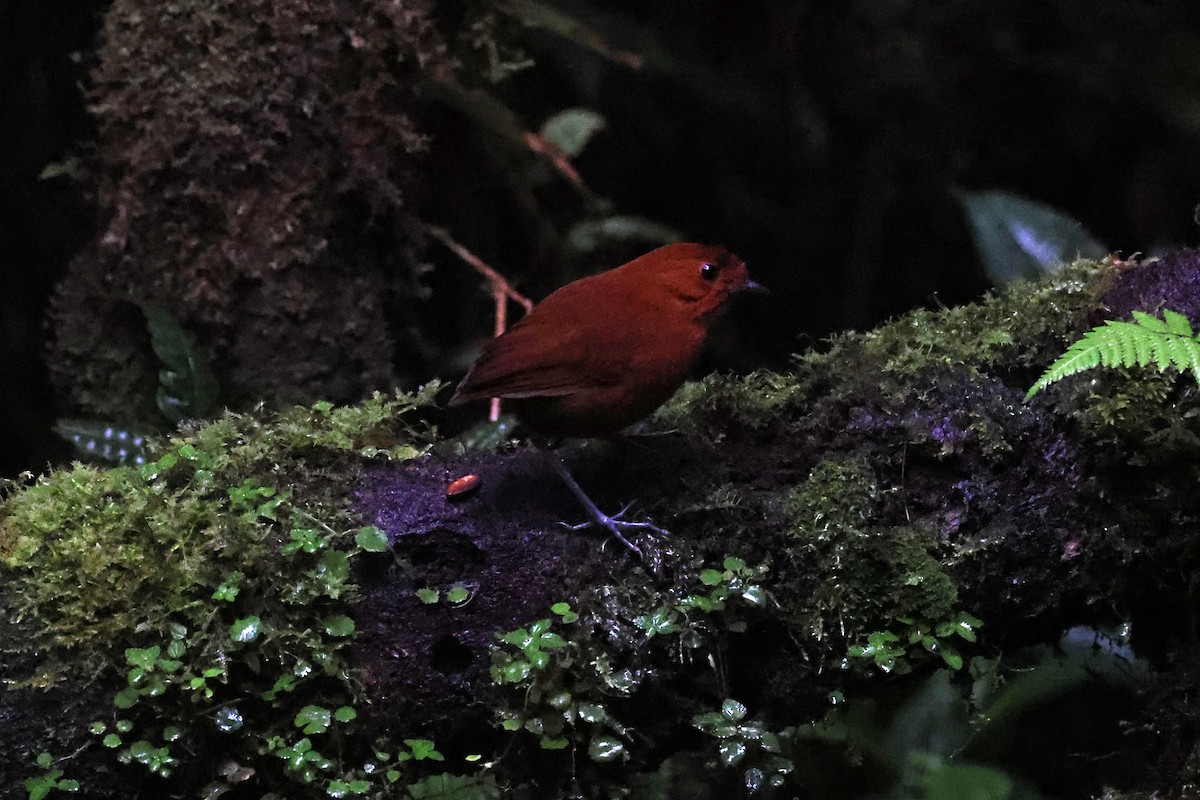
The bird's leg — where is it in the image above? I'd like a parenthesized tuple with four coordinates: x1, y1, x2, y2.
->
(535, 444, 667, 557)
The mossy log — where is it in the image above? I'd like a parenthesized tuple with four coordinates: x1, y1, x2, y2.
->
(6, 254, 1200, 798)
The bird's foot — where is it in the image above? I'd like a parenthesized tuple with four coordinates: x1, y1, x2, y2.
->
(562, 502, 668, 556)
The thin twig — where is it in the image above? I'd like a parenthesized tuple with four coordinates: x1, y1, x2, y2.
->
(425, 225, 534, 422)
(523, 132, 584, 190)
(424, 225, 533, 314)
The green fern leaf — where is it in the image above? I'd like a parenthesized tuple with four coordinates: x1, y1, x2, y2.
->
(1165, 334, 1200, 385)
(1164, 309, 1195, 337)
(1025, 332, 1107, 399)
(1130, 310, 1167, 333)
(1125, 319, 1156, 367)
(1026, 310, 1200, 400)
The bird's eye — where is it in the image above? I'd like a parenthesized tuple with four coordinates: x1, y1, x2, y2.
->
(700, 262, 719, 282)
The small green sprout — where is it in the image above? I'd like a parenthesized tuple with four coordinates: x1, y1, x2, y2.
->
(25, 753, 80, 799)
(692, 699, 793, 793)
(848, 611, 983, 673)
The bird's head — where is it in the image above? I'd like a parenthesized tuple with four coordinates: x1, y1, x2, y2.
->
(629, 242, 766, 322)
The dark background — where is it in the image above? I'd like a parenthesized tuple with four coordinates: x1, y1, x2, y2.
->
(5, 0, 1200, 478)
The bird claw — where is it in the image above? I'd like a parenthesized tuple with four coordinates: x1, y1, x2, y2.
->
(560, 502, 669, 557)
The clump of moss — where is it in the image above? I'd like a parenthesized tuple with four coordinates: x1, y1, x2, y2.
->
(1, 388, 436, 665)
(657, 369, 803, 441)
(50, 0, 450, 420)
(1, 388, 444, 795)
(779, 457, 958, 658)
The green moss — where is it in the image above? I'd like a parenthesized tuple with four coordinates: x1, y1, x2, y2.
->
(0, 387, 435, 671)
(780, 458, 958, 654)
(1056, 365, 1200, 466)
(784, 457, 887, 540)
(659, 259, 1113, 463)
(850, 257, 1111, 379)
(654, 369, 803, 440)
(0, 388, 447, 795)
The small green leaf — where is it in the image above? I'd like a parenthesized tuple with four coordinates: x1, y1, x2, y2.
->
(540, 108, 606, 158)
(445, 584, 471, 604)
(143, 305, 219, 423)
(322, 615, 356, 637)
(113, 688, 139, 709)
(525, 648, 550, 670)
(405, 739, 444, 761)
(587, 734, 625, 763)
(550, 602, 579, 623)
(721, 699, 748, 721)
(500, 628, 532, 647)
(699, 568, 724, 586)
(295, 705, 332, 735)
(718, 739, 747, 766)
(500, 661, 531, 683)
(229, 616, 262, 643)
(319, 551, 350, 584)
(125, 646, 160, 669)
(355, 526, 389, 552)
(335, 706, 357, 723)
(576, 703, 607, 723)
(417, 587, 440, 604)
(536, 631, 567, 650)
(940, 648, 965, 671)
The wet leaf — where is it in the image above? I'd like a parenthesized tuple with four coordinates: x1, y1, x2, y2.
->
(213, 706, 244, 733)
(229, 616, 261, 643)
(718, 739, 747, 766)
(587, 734, 626, 763)
(294, 705, 332, 735)
(956, 189, 1105, 285)
(355, 526, 389, 552)
(143, 305, 219, 423)
(322, 615, 355, 637)
(540, 108, 605, 157)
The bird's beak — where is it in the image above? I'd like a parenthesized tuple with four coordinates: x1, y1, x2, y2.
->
(739, 278, 769, 295)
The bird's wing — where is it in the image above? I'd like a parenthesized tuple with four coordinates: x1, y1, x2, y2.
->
(450, 304, 620, 403)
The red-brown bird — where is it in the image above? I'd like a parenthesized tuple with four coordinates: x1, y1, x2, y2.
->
(450, 242, 764, 555)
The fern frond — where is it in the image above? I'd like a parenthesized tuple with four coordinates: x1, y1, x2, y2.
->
(1164, 308, 1195, 337)
(1026, 309, 1200, 400)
